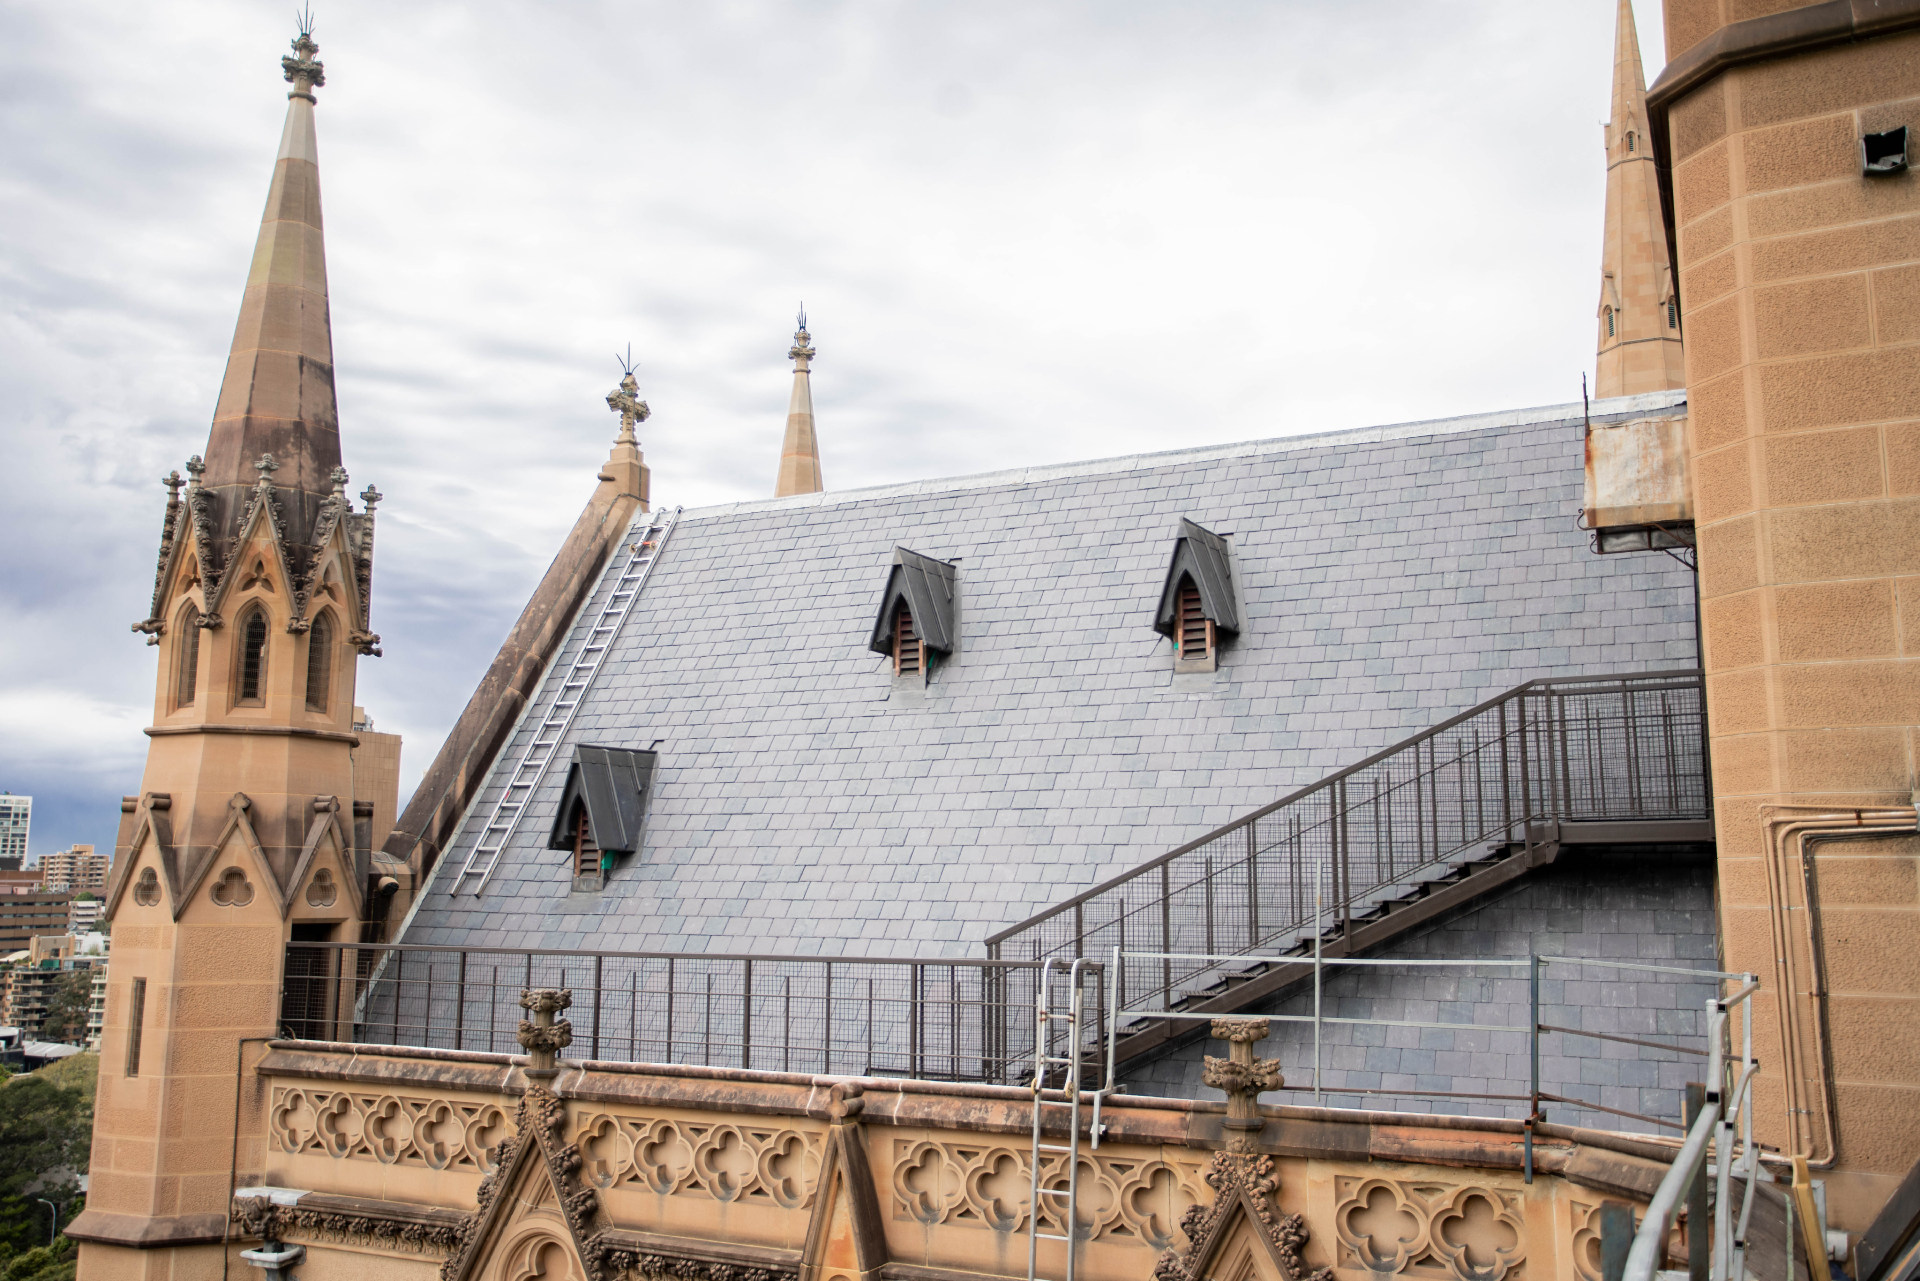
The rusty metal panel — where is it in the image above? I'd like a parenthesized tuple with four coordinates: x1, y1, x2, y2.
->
(1585, 415, 1692, 530)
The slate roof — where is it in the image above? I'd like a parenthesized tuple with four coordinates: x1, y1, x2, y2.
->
(398, 390, 1697, 958)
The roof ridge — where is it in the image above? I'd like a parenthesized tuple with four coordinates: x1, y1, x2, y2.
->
(677, 389, 1686, 523)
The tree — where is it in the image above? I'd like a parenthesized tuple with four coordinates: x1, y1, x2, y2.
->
(35, 973, 90, 1050)
(0, 1070, 90, 1259)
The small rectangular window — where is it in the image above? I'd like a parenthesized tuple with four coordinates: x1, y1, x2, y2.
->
(126, 977, 147, 1077)
(894, 607, 922, 676)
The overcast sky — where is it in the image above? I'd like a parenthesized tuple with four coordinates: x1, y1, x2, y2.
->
(0, 0, 1663, 857)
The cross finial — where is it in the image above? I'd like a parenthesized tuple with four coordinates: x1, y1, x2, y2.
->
(184, 454, 207, 483)
(254, 453, 281, 479)
(329, 464, 350, 494)
(359, 484, 382, 512)
(163, 470, 185, 500)
(606, 363, 651, 446)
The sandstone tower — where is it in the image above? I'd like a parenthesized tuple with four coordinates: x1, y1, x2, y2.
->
(1647, 0, 1920, 1228)
(1595, 0, 1688, 397)
(71, 26, 386, 1277)
(774, 308, 824, 497)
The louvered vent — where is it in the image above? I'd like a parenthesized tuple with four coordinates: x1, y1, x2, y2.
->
(572, 806, 600, 878)
(894, 606, 922, 677)
(1176, 579, 1213, 664)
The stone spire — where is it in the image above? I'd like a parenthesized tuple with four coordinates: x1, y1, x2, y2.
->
(1594, 0, 1685, 397)
(773, 307, 824, 497)
(201, 22, 340, 568)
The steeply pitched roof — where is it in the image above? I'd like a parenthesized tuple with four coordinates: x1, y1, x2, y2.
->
(397, 390, 1695, 959)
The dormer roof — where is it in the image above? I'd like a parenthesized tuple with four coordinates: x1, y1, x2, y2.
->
(1153, 518, 1238, 639)
(868, 547, 958, 656)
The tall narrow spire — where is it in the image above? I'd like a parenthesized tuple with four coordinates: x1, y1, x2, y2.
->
(774, 308, 824, 497)
(1594, 0, 1686, 397)
(202, 23, 341, 562)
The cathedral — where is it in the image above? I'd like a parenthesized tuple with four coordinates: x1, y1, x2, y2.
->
(66, 4, 1920, 1280)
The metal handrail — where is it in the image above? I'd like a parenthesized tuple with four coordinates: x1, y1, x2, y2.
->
(984, 669, 1704, 942)
(984, 671, 1710, 1026)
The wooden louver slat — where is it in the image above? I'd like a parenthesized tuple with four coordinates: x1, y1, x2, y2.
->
(573, 806, 600, 878)
(894, 605, 922, 676)
(1177, 580, 1213, 662)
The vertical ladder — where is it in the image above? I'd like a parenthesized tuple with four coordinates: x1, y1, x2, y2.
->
(1027, 957, 1092, 1281)
(452, 506, 681, 897)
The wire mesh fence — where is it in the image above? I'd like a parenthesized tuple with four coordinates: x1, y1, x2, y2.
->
(985, 672, 1708, 1018)
(281, 944, 1101, 1085)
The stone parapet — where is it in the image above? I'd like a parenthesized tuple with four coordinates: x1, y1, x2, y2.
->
(232, 1040, 1680, 1281)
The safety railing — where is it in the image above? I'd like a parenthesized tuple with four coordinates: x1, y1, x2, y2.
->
(279, 942, 1102, 1086)
(985, 671, 1708, 1021)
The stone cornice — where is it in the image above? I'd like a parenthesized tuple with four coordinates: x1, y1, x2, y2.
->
(1646, 0, 1920, 114)
(145, 723, 361, 744)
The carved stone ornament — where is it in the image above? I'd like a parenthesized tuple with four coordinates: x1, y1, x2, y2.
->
(518, 988, 574, 1079)
(233, 1194, 460, 1255)
(1203, 1017, 1283, 1144)
(606, 372, 651, 445)
(439, 1083, 642, 1281)
(1152, 1152, 1331, 1281)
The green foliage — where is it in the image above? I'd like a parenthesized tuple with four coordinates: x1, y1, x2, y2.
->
(0, 1067, 93, 1258)
(36, 974, 90, 1049)
(2, 1239, 77, 1281)
(28, 1059, 89, 1106)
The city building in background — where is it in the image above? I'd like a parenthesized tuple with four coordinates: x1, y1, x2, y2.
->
(0, 795, 29, 864)
(67, 896, 103, 934)
(41, 844, 108, 894)
(0, 891, 72, 953)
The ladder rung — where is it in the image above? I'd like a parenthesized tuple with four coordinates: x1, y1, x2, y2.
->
(1038, 1188, 1072, 1198)
(1034, 1232, 1072, 1242)
(1035, 1144, 1074, 1153)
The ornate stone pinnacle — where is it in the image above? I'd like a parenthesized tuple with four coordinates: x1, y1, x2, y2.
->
(164, 470, 185, 499)
(517, 988, 574, 1080)
(329, 465, 349, 492)
(606, 372, 650, 446)
(1203, 1018, 1281, 1148)
(254, 453, 280, 479)
(790, 308, 814, 363)
(359, 484, 382, 511)
(282, 30, 325, 92)
(185, 454, 207, 484)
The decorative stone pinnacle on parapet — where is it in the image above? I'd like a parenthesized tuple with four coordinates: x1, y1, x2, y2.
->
(1203, 1018, 1282, 1149)
(518, 988, 574, 1079)
(359, 483, 381, 511)
(282, 19, 325, 95)
(254, 453, 281, 482)
(185, 454, 207, 487)
(606, 371, 651, 446)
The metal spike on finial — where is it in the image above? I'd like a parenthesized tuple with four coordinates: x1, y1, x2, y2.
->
(797, 303, 808, 333)
(284, 7, 325, 90)
(615, 343, 638, 377)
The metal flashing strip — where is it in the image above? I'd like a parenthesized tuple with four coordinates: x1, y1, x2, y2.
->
(681, 390, 1689, 523)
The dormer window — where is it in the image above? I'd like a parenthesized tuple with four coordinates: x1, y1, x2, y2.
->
(236, 607, 269, 705)
(546, 746, 656, 892)
(868, 547, 957, 684)
(1154, 518, 1240, 675)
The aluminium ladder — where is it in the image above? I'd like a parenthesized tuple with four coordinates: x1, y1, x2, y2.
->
(452, 506, 682, 897)
(1026, 957, 1106, 1281)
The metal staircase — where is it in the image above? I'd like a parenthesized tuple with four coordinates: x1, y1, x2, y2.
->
(985, 670, 1712, 1067)
(452, 506, 682, 897)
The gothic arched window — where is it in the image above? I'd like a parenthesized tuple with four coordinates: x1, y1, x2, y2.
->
(236, 607, 269, 705)
(1605, 307, 1616, 338)
(1625, 131, 1636, 153)
(305, 611, 333, 712)
(175, 605, 201, 708)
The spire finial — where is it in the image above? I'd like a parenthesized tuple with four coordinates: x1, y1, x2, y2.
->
(797, 303, 808, 334)
(606, 351, 651, 446)
(254, 453, 281, 481)
(789, 307, 815, 363)
(283, 8, 325, 97)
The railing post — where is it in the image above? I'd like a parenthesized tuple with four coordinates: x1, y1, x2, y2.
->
(1246, 822, 1259, 949)
(1204, 855, 1215, 958)
(1517, 692, 1533, 850)
(1160, 863, 1172, 1004)
(591, 954, 604, 1062)
(455, 950, 468, 1051)
(825, 960, 835, 1075)
(665, 957, 675, 1063)
(742, 958, 753, 1070)
(1499, 698, 1513, 842)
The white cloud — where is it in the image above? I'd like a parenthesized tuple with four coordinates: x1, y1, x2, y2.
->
(0, 0, 1666, 852)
